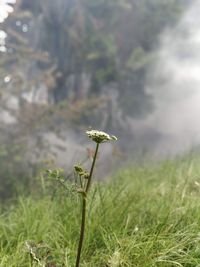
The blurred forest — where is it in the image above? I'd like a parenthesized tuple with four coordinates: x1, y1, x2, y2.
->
(0, 0, 192, 199)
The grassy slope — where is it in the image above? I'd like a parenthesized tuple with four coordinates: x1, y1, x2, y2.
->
(1, 157, 200, 266)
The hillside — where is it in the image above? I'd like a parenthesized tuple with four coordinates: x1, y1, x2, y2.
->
(1, 156, 200, 266)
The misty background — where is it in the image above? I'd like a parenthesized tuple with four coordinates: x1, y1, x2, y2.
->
(0, 0, 198, 199)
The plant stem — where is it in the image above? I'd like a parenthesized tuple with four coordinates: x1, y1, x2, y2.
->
(75, 143, 99, 267)
(75, 196, 86, 267)
(86, 143, 99, 194)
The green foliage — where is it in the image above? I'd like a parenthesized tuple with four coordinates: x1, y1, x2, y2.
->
(1, 0, 191, 110)
(0, 141, 30, 201)
(1, 156, 200, 265)
(127, 47, 156, 72)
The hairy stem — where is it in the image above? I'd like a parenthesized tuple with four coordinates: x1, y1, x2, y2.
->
(75, 197, 86, 267)
(75, 143, 99, 267)
(86, 143, 99, 193)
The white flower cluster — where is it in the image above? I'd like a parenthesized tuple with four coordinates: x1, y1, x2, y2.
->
(86, 130, 117, 144)
(0, 0, 16, 23)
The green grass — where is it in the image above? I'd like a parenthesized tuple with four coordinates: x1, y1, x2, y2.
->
(1, 156, 200, 266)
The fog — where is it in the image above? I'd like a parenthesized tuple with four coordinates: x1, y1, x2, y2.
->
(0, 0, 200, 198)
(143, 0, 200, 157)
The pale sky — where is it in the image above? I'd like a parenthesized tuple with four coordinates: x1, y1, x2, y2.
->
(0, 0, 16, 23)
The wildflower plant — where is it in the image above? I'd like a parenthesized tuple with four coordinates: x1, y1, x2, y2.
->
(74, 130, 117, 267)
(44, 130, 117, 266)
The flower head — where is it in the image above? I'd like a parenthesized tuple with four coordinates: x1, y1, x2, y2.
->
(74, 165, 89, 178)
(74, 165, 84, 175)
(86, 130, 117, 144)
